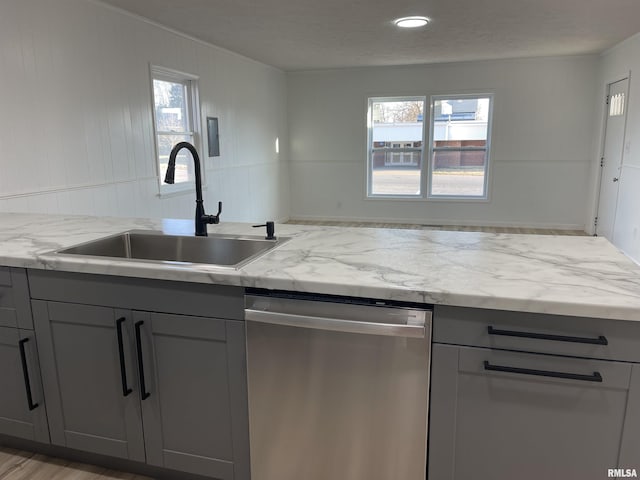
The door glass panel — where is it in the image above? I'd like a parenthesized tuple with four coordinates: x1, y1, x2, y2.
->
(609, 93, 625, 117)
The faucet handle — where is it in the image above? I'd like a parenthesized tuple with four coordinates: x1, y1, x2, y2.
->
(212, 201, 222, 224)
(253, 221, 276, 240)
(203, 201, 222, 225)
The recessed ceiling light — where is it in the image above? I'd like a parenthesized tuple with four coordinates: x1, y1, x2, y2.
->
(394, 16, 430, 28)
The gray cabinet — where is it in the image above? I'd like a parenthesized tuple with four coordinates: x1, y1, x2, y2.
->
(429, 306, 640, 480)
(30, 273, 249, 480)
(135, 312, 249, 480)
(0, 267, 48, 443)
(0, 327, 49, 443)
(32, 301, 145, 461)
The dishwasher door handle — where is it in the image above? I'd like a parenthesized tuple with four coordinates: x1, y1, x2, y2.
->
(245, 309, 426, 338)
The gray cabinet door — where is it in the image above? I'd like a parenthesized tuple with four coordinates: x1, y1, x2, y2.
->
(135, 312, 250, 480)
(32, 301, 145, 461)
(0, 327, 49, 442)
(429, 344, 637, 480)
(0, 268, 34, 329)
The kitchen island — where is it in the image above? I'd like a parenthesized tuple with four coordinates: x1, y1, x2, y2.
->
(1, 211, 640, 480)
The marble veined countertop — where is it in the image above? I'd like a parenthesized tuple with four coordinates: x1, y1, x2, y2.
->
(1, 212, 639, 321)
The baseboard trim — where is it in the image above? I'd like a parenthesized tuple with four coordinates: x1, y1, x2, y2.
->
(287, 215, 585, 231)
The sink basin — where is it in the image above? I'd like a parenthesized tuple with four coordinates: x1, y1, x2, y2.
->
(54, 230, 289, 269)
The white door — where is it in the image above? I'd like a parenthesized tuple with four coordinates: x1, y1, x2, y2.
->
(596, 78, 629, 240)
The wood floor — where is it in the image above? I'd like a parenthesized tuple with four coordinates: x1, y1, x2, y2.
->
(0, 447, 151, 480)
(285, 219, 588, 236)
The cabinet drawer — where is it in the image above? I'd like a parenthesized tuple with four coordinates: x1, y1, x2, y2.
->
(460, 346, 631, 388)
(0, 268, 33, 329)
(434, 305, 640, 363)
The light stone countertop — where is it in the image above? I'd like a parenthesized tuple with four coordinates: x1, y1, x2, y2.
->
(1, 212, 640, 321)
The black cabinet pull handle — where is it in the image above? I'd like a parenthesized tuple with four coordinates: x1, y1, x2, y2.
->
(116, 317, 133, 397)
(487, 326, 608, 345)
(134, 321, 150, 400)
(484, 361, 603, 383)
(18, 338, 39, 411)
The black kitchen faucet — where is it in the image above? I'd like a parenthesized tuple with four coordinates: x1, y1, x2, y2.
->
(164, 142, 222, 236)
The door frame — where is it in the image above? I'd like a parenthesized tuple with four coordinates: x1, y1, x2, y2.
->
(593, 73, 631, 237)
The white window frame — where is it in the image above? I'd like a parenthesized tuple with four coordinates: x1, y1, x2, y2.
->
(427, 93, 494, 200)
(366, 93, 494, 201)
(150, 65, 203, 196)
(367, 96, 427, 198)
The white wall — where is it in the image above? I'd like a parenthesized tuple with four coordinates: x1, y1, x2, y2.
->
(0, 0, 290, 223)
(287, 56, 598, 229)
(591, 33, 640, 262)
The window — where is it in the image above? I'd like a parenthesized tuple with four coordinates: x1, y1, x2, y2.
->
(367, 97, 426, 196)
(151, 66, 201, 195)
(428, 95, 493, 198)
(367, 94, 493, 200)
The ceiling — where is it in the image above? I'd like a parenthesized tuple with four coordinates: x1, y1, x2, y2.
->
(99, 0, 640, 71)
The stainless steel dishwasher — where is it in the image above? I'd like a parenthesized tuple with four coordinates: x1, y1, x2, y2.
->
(245, 290, 432, 480)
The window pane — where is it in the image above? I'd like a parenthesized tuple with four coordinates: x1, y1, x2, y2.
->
(431, 96, 491, 197)
(153, 79, 188, 132)
(431, 150, 486, 196)
(157, 134, 194, 184)
(371, 154, 423, 195)
(433, 97, 490, 144)
(370, 99, 424, 195)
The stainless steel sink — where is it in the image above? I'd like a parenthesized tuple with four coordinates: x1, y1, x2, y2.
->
(54, 230, 289, 269)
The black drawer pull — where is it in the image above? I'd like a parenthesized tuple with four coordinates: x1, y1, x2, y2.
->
(484, 361, 603, 383)
(19, 338, 39, 411)
(487, 326, 608, 345)
(134, 321, 150, 400)
(116, 317, 133, 397)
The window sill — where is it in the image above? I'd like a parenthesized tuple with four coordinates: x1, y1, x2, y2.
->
(365, 194, 490, 203)
(426, 195, 490, 203)
(366, 194, 424, 201)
